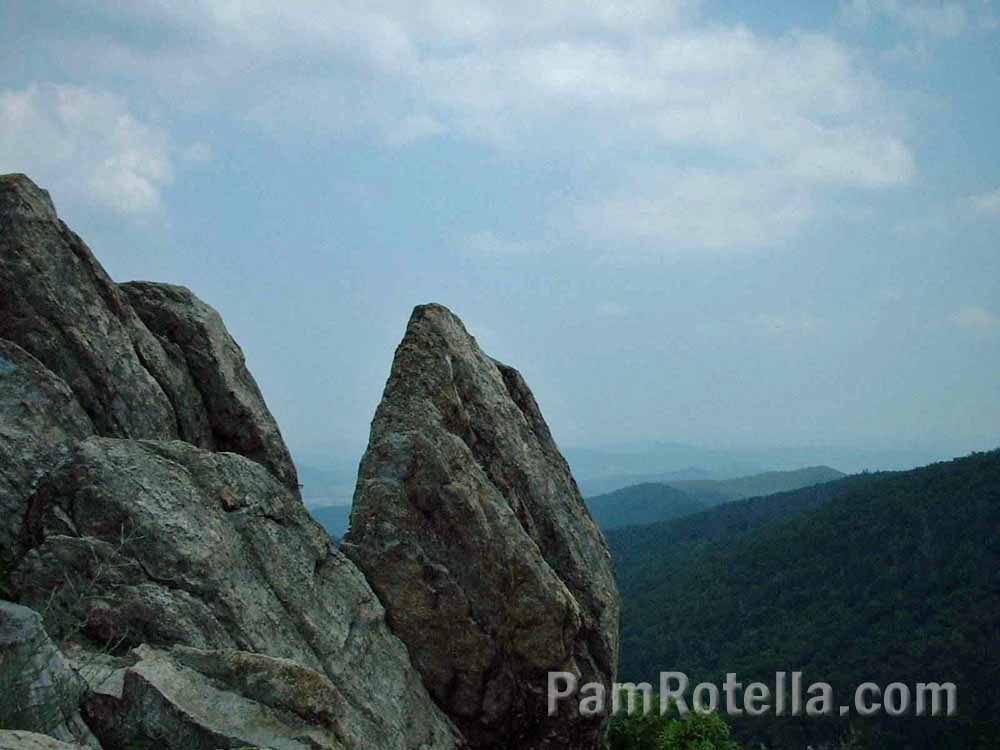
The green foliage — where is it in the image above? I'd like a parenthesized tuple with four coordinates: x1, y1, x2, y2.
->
(660, 712, 739, 750)
(609, 450, 1000, 749)
(607, 704, 673, 750)
(607, 703, 740, 750)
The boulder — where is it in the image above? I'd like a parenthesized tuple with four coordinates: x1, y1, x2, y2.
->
(12, 438, 459, 750)
(342, 304, 619, 750)
(0, 731, 89, 750)
(0, 340, 93, 570)
(82, 645, 347, 750)
(0, 602, 100, 748)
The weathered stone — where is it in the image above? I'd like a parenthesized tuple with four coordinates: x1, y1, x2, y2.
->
(13, 438, 459, 750)
(0, 731, 89, 750)
(0, 602, 100, 748)
(0, 173, 182, 441)
(0, 340, 93, 569)
(342, 304, 620, 750)
(82, 645, 347, 750)
(0, 173, 294, 489)
(121, 282, 298, 490)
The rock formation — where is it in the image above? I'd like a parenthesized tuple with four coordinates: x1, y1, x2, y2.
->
(0, 174, 619, 750)
(0, 340, 93, 569)
(0, 174, 458, 750)
(0, 173, 296, 490)
(0, 602, 98, 747)
(343, 304, 620, 750)
(0, 731, 89, 750)
(12, 437, 457, 750)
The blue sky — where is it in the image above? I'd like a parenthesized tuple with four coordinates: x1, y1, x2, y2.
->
(2, 0, 998, 467)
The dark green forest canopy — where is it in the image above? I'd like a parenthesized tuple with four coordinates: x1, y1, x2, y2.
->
(608, 450, 1000, 750)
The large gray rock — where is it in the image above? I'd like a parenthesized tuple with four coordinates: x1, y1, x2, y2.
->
(0, 174, 295, 489)
(121, 282, 298, 490)
(342, 304, 620, 750)
(13, 438, 459, 750)
(0, 602, 99, 748)
(0, 173, 184, 441)
(0, 731, 89, 750)
(0, 340, 93, 570)
(82, 645, 347, 750)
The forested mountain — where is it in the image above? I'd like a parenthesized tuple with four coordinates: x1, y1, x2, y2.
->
(585, 466, 845, 532)
(608, 451, 1000, 750)
(666, 465, 845, 506)
(585, 483, 708, 531)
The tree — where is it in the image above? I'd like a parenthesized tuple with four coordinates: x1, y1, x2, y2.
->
(660, 712, 739, 750)
(606, 701, 740, 750)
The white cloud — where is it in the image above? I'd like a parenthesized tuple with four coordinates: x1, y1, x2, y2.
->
(970, 187, 1000, 216)
(384, 113, 446, 146)
(842, 0, 969, 38)
(20, 3, 917, 249)
(571, 168, 816, 251)
(0, 83, 172, 215)
(951, 306, 1000, 330)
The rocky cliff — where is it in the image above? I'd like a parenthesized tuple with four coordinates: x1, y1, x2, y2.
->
(0, 174, 619, 750)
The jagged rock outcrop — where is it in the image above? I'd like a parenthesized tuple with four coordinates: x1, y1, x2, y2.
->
(1, 174, 462, 750)
(0, 340, 94, 569)
(13, 438, 459, 750)
(0, 602, 99, 748)
(342, 304, 620, 750)
(0, 173, 296, 490)
(2, 175, 618, 750)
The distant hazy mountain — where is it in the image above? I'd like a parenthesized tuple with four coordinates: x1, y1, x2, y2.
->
(667, 465, 845, 505)
(609, 450, 1000, 750)
(566, 442, 763, 495)
(586, 483, 708, 531)
(295, 462, 358, 506)
(584, 466, 844, 531)
(578, 467, 716, 497)
(566, 440, 955, 496)
(309, 503, 352, 540)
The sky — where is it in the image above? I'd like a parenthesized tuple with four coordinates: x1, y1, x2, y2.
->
(1, 1, 998, 471)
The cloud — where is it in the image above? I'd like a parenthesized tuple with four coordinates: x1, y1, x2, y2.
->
(951, 306, 1000, 331)
(841, 0, 969, 38)
(384, 113, 446, 146)
(0, 83, 172, 215)
(571, 167, 816, 251)
(970, 187, 1000, 216)
(17, 3, 916, 250)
